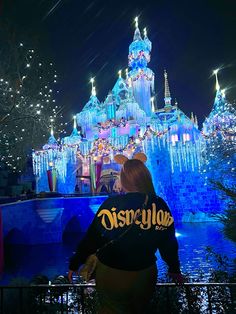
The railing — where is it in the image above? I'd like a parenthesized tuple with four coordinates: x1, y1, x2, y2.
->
(0, 282, 235, 313)
(0, 193, 108, 204)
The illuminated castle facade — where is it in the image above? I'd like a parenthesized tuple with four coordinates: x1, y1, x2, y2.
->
(33, 19, 235, 221)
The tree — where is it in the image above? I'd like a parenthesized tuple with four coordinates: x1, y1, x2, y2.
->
(0, 30, 65, 172)
(202, 88, 236, 181)
(202, 90, 236, 242)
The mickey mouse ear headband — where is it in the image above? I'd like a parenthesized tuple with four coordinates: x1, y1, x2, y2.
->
(133, 152, 147, 163)
(114, 152, 147, 165)
(113, 154, 128, 165)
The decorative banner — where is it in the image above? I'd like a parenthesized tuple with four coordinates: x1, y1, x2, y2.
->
(52, 168, 57, 192)
(96, 160, 103, 190)
(47, 169, 53, 192)
(47, 169, 57, 192)
(89, 160, 96, 193)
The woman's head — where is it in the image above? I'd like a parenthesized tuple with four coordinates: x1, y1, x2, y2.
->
(120, 159, 155, 195)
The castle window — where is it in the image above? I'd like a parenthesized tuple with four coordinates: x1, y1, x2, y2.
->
(171, 134, 178, 145)
(183, 133, 190, 142)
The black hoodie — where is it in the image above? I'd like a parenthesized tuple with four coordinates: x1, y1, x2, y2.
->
(69, 192, 181, 273)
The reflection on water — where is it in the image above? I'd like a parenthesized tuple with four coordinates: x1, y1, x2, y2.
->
(0, 222, 235, 284)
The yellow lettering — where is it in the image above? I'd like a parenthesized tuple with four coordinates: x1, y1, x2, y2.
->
(125, 210, 135, 225)
(97, 209, 114, 230)
(97, 206, 174, 231)
(134, 209, 141, 225)
(162, 211, 169, 227)
(111, 207, 118, 228)
(117, 210, 126, 227)
(156, 209, 174, 227)
(167, 215, 174, 226)
(156, 209, 164, 225)
(151, 203, 156, 225)
(140, 209, 152, 230)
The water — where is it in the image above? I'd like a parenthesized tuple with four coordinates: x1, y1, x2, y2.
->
(0, 222, 235, 285)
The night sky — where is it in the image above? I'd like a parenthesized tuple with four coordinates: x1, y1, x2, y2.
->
(1, 0, 236, 126)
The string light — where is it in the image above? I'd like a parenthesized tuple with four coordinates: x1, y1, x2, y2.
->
(0, 42, 65, 171)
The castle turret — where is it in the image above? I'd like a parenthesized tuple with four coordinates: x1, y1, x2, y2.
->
(43, 126, 58, 150)
(76, 78, 103, 137)
(62, 116, 81, 145)
(112, 71, 129, 104)
(202, 69, 234, 135)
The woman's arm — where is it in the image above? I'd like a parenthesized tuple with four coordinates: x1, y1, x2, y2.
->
(158, 224, 181, 273)
(155, 197, 181, 274)
(69, 198, 111, 272)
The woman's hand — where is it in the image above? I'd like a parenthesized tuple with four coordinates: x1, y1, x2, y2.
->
(68, 269, 78, 283)
(79, 255, 97, 282)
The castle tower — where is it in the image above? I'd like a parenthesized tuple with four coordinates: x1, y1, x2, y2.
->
(128, 17, 154, 117)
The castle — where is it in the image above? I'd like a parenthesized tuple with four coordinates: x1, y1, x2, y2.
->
(33, 18, 235, 221)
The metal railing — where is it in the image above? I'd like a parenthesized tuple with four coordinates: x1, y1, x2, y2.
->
(0, 282, 235, 313)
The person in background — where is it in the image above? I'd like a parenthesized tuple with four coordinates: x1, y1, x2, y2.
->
(68, 152, 184, 313)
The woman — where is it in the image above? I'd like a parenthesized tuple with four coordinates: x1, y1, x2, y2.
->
(68, 153, 183, 313)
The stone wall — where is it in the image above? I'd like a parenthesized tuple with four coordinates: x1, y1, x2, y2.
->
(145, 137, 223, 222)
(1, 196, 107, 245)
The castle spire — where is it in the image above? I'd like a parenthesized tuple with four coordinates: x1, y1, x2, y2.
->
(143, 27, 147, 37)
(164, 70, 172, 107)
(194, 115, 198, 127)
(213, 69, 220, 91)
(133, 16, 142, 41)
(90, 77, 96, 96)
(151, 96, 155, 112)
(50, 125, 54, 137)
(222, 88, 226, 99)
(73, 115, 77, 129)
(69, 115, 81, 138)
(143, 27, 152, 51)
(125, 68, 129, 79)
(191, 112, 194, 122)
(212, 69, 225, 111)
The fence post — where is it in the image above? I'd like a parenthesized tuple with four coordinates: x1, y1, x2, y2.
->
(206, 286, 212, 313)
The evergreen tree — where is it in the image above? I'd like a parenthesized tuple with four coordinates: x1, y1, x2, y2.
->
(202, 85, 236, 185)
(202, 84, 236, 242)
